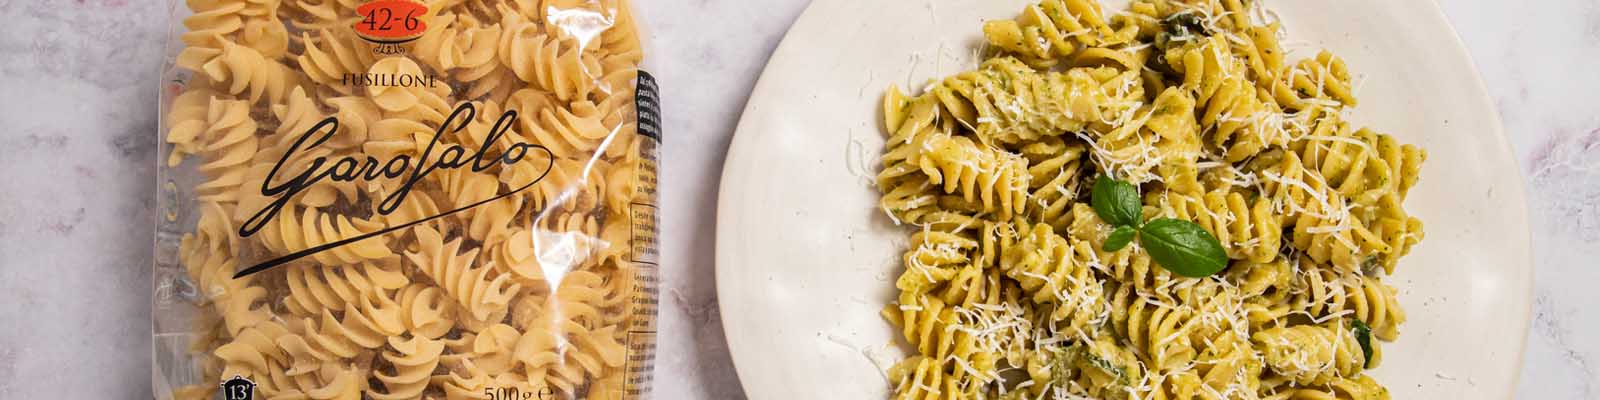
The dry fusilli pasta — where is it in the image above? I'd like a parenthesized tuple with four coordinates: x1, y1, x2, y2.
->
(154, 1, 658, 399)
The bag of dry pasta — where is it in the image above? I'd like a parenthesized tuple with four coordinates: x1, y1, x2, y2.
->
(151, 1, 660, 399)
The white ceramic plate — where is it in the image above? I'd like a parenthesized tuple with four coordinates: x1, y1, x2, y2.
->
(716, 0, 1532, 398)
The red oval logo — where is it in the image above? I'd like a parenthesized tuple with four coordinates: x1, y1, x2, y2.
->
(354, 0, 429, 43)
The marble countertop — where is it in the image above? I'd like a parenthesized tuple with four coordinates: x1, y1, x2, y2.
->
(0, 0, 1594, 398)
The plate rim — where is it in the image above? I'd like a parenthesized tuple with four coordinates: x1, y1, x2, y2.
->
(715, 0, 1534, 397)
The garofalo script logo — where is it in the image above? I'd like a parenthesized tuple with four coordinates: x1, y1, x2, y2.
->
(231, 103, 553, 278)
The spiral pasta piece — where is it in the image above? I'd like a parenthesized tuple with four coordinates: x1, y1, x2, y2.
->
(1000, 222, 1106, 331)
(499, 8, 599, 102)
(192, 97, 262, 203)
(397, 284, 455, 339)
(181, 204, 254, 308)
(276, 311, 371, 371)
(164, 82, 218, 167)
(414, 13, 503, 73)
(887, 356, 975, 400)
(282, 260, 408, 315)
(1226, 258, 1298, 329)
(1284, 51, 1358, 108)
(938, 57, 1143, 145)
(1018, 335, 1144, 400)
(213, 321, 292, 379)
(894, 229, 979, 293)
(1291, 263, 1406, 341)
(919, 133, 1031, 220)
(435, 357, 495, 400)
(1168, 36, 1290, 163)
(982, 0, 1139, 66)
(179, 0, 249, 49)
(258, 206, 394, 266)
(179, 0, 287, 57)
(297, 364, 366, 400)
(1185, 329, 1266, 399)
(1286, 115, 1427, 273)
(1020, 137, 1087, 229)
(296, 28, 376, 90)
(405, 225, 524, 324)
(282, 0, 360, 31)
(1251, 149, 1383, 271)
(370, 335, 446, 400)
(453, 323, 521, 375)
(1106, 283, 1195, 370)
(882, 294, 995, 383)
(367, 57, 456, 119)
(1254, 321, 1366, 386)
(597, 0, 642, 65)
(1367, 214, 1423, 275)
(180, 39, 302, 105)
(1264, 375, 1391, 400)
(510, 295, 627, 396)
(527, 100, 613, 160)
(877, 88, 950, 225)
(362, 117, 435, 161)
(1150, 187, 1282, 263)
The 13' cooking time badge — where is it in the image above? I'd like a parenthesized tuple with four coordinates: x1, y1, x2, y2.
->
(354, 0, 431, 53)
(220, 375, 256, 400)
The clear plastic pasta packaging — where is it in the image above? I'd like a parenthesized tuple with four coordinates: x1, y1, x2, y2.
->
(151, 1, 661, 399)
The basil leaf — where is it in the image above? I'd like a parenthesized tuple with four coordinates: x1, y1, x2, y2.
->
(1138, 218, 1227, 277)
(1351, 319, 1374, 368)
(1103, 225, 1137, 252)
(1091, 176, 1142, 227)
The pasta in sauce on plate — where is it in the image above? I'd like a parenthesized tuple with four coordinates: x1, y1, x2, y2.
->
(874, 0, 1424, 399)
